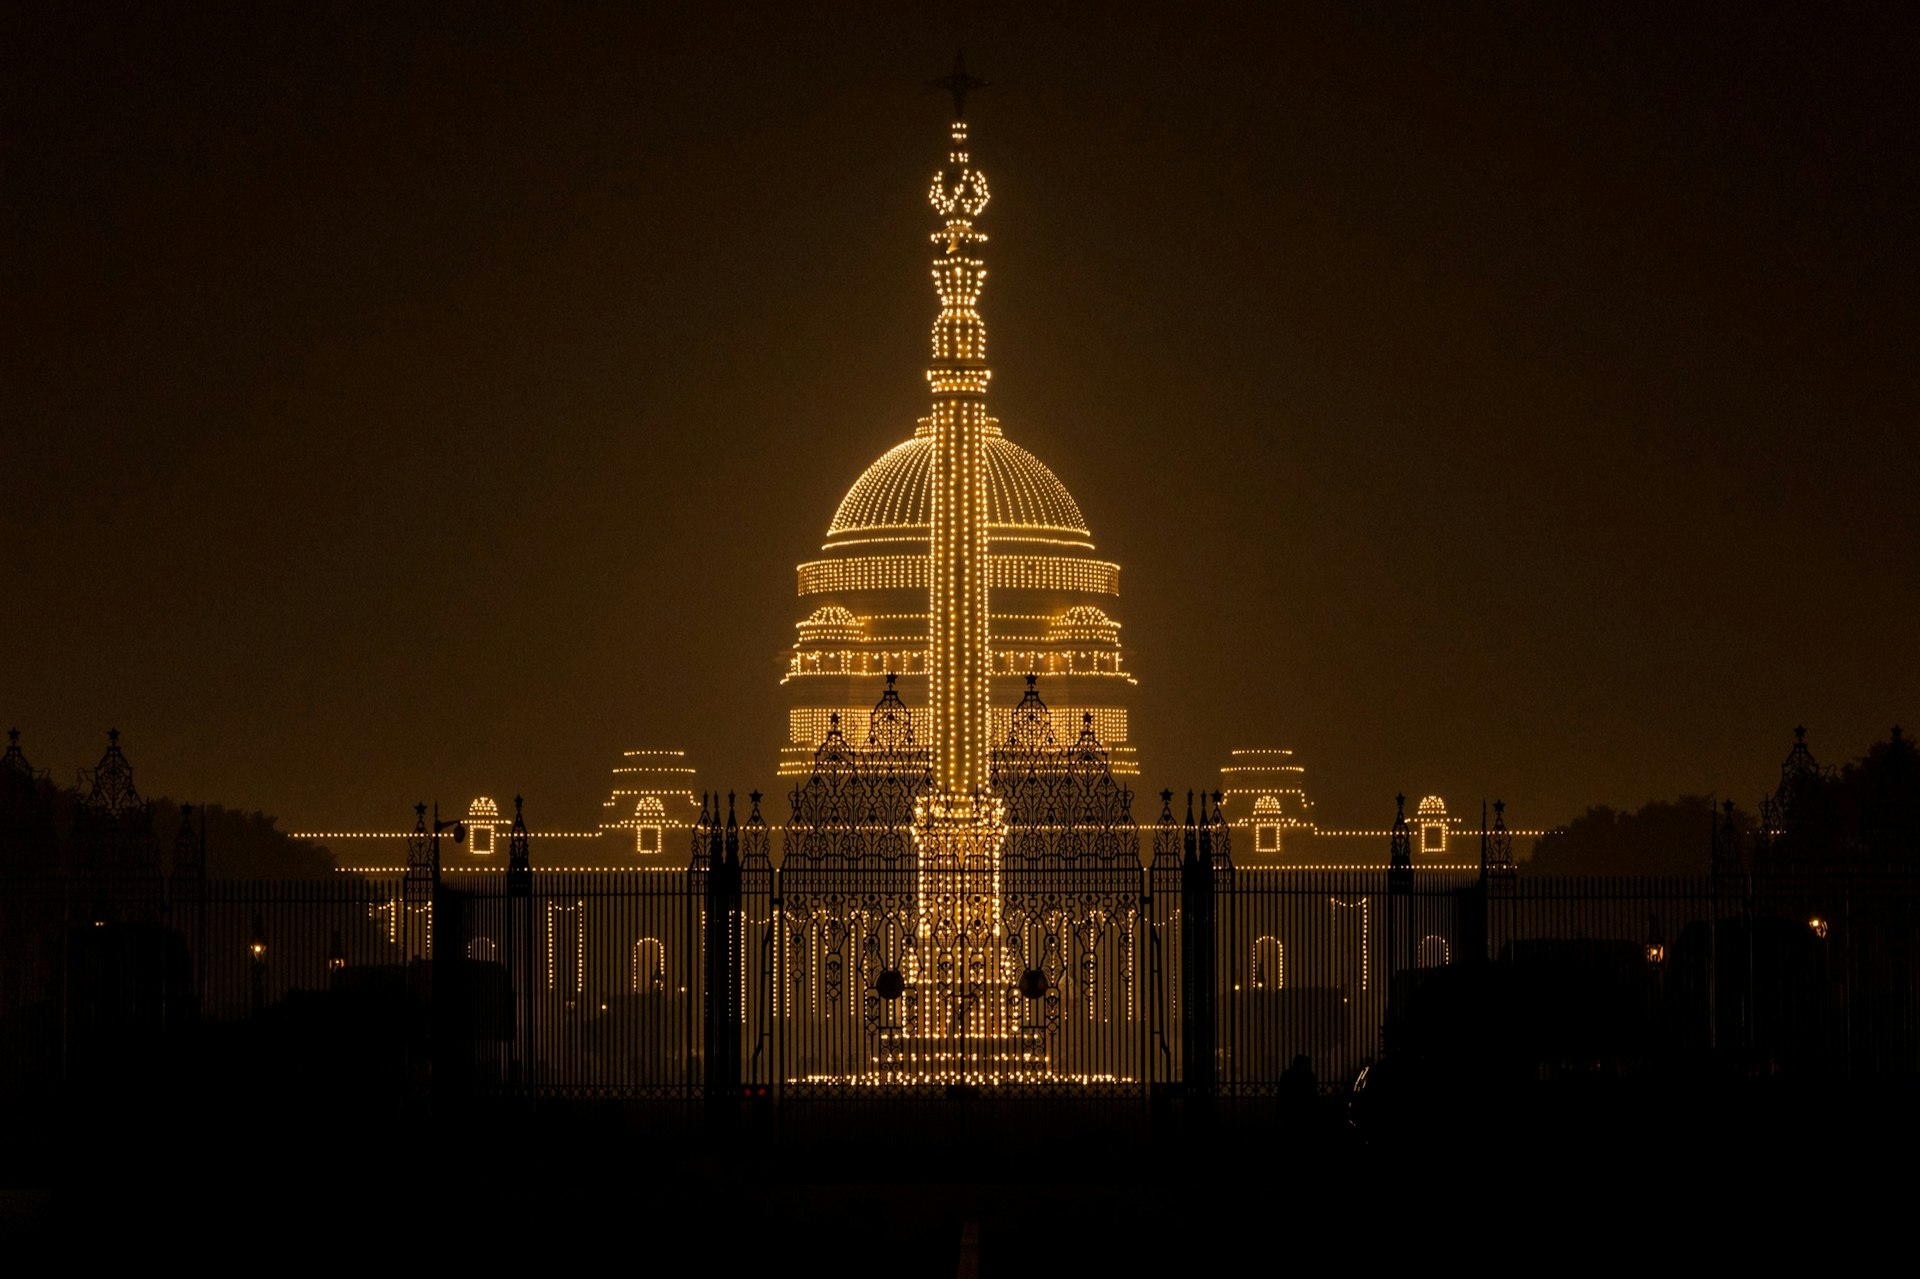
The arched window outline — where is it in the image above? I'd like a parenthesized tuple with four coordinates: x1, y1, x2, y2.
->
(632, 937, 666, 993)
(1331, 897, 1369, 993)
(1419, 934, 1450, 968)
(467, 937, 497, 962)
(547, 901, 583, 993)
(1252, 935, 1284, 989)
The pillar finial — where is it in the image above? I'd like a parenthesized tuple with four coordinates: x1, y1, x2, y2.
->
(931, 50, 989, 119)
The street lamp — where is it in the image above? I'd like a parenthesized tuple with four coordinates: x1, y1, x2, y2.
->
(248, 913, 267, 1014)
(426, 801, 467, 868)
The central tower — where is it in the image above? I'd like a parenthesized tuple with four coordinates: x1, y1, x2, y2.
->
(774, 60, 1145, 1077)
(924, 65, 994, 800)
(914, 59, 1011, 1010)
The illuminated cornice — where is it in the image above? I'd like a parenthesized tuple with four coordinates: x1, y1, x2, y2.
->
(797, 554, 1119, 596)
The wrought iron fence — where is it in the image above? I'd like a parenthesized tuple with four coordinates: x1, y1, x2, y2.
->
(4, 858, 1914, 1107)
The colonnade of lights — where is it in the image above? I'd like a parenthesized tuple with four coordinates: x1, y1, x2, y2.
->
(796, 553, 1122, 597)
(785, 647, 1128, 680)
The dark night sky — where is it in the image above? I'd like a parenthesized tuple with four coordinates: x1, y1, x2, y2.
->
(4, 2, 1915, 836)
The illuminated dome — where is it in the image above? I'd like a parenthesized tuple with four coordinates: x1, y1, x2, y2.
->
(798, 605, 865, 642)
(827, 423, 1090, 549)
(778, 102, 1138, 779)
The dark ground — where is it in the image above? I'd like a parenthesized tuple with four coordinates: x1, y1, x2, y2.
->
(2, 1080, 1911, 1267)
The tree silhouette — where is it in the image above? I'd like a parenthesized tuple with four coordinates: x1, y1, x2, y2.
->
(1527, 795, 1751, 876)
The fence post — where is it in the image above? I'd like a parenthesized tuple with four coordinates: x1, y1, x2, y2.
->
(702, 793, 742, 1127)
(403, 803, 434, 1097)
(1180, 791, 1216, 1117)
(505, 797, 532, 1097)
(166, 803, 206, 1036)
(740, 792, 775, 1120)
(1386, 794, 1412, 1053)
(1210, 792, 1234, 1109)
(1146, 790, 1179, 1124)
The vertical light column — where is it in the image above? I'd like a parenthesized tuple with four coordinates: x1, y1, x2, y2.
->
(925, 119, 994, 803)
(916, 115, 1013, 1050)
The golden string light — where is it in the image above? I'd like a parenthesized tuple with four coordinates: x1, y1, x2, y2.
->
(796, 555, 1120, 596)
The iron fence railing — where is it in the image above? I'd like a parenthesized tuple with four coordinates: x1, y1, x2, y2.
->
(3, 864, 1915, 1103)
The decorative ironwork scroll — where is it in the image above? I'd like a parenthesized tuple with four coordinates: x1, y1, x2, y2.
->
(992, 679, 1139, 1058)
(774, 675, 1146, 1084)
(780, 679, 928, 1077)
(72, 729, 157, 876)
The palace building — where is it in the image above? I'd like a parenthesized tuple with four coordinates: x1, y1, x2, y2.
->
(295, 72, 1535, 872)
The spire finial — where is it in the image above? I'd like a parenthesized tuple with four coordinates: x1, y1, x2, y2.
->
(932, 50, 988, 119)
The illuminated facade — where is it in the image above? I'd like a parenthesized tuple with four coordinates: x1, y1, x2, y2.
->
(1220, 749, 1552, 868)
(258, 70, 1588, 1097)
(298, 74, 1548, 890)
(780, 92, 1137, 781)
(303, 748, 700, 873)
(596, 749, 699, 856)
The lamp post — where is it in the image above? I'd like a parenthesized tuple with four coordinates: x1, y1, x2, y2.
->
(1645, 914, 1666, 1044)
(428, 800, 468, 873)
(248, 914, 267, 1015)
(1809, 913, 1831, 1071)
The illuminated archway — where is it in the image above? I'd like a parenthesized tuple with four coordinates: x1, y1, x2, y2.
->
(1252, 935, 1285, 989)
(632, 937, 666, 993)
